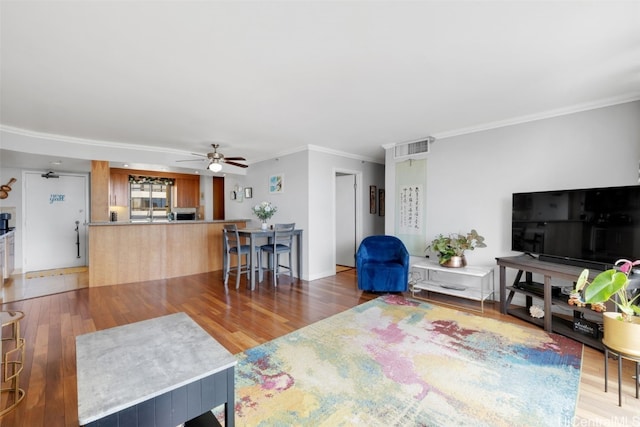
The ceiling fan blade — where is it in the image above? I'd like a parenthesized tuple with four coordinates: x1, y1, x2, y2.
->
(224, 156, 246, 161)
(176, 158, 206, 162)
(224, 160, 249, 168)
(190, 153, 208, 158)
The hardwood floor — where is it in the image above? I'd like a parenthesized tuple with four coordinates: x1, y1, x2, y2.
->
(1, 269, 638, 426)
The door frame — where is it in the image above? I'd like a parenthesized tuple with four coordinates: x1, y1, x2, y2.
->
(212, 176, 225, 220)
(21, 170, 90, 272)
(332, 168, 363, 271)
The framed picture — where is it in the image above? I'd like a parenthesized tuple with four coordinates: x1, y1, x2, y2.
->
(269, 174, 284, 194)
(369, 185, 377, 214)
(379, 189, 385, 216)
(244, 187, 253, 199)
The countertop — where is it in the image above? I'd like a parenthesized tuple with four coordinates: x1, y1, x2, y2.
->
(89, 219, 250, 226)
(76, 312, 237, 425)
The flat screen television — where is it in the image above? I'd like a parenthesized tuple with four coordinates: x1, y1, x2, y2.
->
(512, 185, 640, 270)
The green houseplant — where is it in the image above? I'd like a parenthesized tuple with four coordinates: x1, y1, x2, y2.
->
(572, 258, 640, 321)
(426, 229, 486, 267)
(571, 258, 640, 356)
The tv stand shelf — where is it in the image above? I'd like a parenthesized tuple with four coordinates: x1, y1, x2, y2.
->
(496, 255, 603, 350)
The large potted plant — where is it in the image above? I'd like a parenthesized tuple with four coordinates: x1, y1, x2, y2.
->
(572, 259, 640, 356)
(426, 229, 486, 267)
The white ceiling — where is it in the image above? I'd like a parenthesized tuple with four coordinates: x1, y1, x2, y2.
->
(1, 1, 639, 173)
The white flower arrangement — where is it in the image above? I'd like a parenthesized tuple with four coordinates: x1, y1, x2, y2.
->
(252, 201, 277, 221)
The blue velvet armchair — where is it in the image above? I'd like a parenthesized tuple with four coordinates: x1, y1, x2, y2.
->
(356, 235, 410, 292)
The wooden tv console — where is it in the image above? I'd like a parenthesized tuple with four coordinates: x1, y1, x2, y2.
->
(496, 255, 603, 350)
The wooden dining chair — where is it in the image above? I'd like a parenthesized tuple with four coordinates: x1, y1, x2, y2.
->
(223, 224, 262, 290)
(260, 223, 295, 287)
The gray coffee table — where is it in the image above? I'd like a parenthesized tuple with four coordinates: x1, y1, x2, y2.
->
(76, 312, 236, 426)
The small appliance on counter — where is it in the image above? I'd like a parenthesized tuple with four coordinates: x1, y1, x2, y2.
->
(0, 212, 13, 235)
(175, 212, 196, 221)
(110, 211, 118, 222)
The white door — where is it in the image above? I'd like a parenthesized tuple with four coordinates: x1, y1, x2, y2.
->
(335, 174, 356, 267)
(24, 172, 88, 272)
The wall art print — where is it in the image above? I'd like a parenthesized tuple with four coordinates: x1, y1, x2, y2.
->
(398, 184, 422, 234)
(269, 174, 284, 194)
(369, 186, 377, 214)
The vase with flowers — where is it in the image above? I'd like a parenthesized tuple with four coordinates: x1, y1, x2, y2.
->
(252, 201, 277, 230)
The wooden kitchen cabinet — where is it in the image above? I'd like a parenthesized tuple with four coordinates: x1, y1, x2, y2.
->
(110, 171, 130, 207)
(109, 168, 199, 208)
(174, 177, 200, 208)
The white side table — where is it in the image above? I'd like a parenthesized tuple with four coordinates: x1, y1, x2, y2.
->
(411, 261, 495, 312)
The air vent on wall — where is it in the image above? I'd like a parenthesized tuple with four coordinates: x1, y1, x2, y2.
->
(394, 137, 434, 159)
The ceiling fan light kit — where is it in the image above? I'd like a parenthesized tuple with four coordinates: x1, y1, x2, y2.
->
(208, 161, 223, 172)
(177, 143, 248, 172)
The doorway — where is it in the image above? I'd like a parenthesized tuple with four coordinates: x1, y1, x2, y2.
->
(334, 170, 362, 271)
(24, 171, 89, 272)
(212, 176, 225, 220)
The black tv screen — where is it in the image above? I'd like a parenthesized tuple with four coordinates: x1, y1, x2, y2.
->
(512, 185, 640, 270)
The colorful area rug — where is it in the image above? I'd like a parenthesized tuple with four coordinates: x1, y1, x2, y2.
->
(226, 295, 583, 426)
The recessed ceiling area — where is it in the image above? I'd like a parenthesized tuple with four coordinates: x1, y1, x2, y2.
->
(1, 1, 639, 170)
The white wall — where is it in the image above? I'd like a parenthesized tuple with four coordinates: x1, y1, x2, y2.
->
(224, 150, 310, 280)
(226, 147, 385, 281)
(225, 150, 308, 228)
(308, 149, 384, 280)
(387, 100, 640, 273)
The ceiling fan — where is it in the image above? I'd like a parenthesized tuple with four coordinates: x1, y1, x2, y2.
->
(178, 144, 248, 172)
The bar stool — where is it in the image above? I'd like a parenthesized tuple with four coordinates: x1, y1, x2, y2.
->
(1, 311, 26, 416)
(260, 223, 295, 287)
(603, 342, 640, 407)
(222, 224, 262, 289)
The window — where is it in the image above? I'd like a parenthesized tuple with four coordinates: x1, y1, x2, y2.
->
(130, 183, 171, 221)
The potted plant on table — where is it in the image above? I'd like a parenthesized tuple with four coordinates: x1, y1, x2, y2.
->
(426, 229, 486, 267)
(571, 259, 640, 356)
(252, 201, 277, 230)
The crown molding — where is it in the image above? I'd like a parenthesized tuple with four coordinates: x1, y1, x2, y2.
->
(1, 126, 384, 165)
(380, 95, 640, 148)
(307, 144, 383, 164)
(0, 125, 194, 157)
(432, 94, 640, 141)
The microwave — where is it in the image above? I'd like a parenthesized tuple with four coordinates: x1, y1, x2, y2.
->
(175, 213, 196, 221)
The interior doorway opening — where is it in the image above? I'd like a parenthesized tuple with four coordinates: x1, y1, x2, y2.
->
(334, 170, 362, 272)
(212, 176, 225, 220)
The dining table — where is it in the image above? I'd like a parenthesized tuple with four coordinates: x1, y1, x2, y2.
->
(229, 228, 304, 290)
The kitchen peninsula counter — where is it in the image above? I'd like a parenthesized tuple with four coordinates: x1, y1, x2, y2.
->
(88, 219, 248, 287)
(89, 219, 250, 226)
